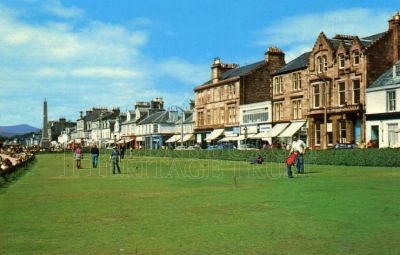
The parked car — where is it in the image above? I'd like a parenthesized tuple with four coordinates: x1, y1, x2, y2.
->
(334, 143, 357, 149)
(207, 144, 236, 150)
(239, 144, 259, 150)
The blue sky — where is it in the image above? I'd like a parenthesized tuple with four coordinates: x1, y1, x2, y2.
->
(0, 0, 398, 127)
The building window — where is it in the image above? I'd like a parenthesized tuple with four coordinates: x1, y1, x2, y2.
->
(315, 123, 321, 145)
(220, 107, 225, 123)
(395, 64, 400, 77)
(207, 110, 211, 124)
(274, 76, 283, 95)
(339, 82, 346, 106)
(388, 123, 398, 147)
(353, 51, 360, 65)
(387, 91, 396, 112)
(274, 102, 283, 121)
(339, 120, 347, 143)
(292, 100, 302, 120)
(213, 108, 218, 124)
(243, 109, 268, 124)
(153, 124, 159, 133)
(297, 73, 302, 89)
(323, 55, 328, 72)
(292, 73, 297, 91)
(228, 105, 236, 123)
(353, 80, 360, 104)
(197, 111, 204, 126)
(313, 84, 320, 108)
(317, 56, 322, 73)
(339, 54, 345, 69)
(292, 72, 301, 91)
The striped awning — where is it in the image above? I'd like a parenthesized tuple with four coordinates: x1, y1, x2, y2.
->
(183, 134, 195, 142)
(166, 134, 182, 143)
(205, 129, 224, 142)
(278, 121, 306, 138)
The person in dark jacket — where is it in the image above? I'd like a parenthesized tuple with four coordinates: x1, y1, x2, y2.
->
(90, 144, 100, 168)
(111, 146, 121, 174)
(120, 144, 126, 159)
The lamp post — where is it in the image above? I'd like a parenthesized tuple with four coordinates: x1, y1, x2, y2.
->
(170, 105, 185, 148)
(99, 112, 103, 149)
(308, 73, 329, 150)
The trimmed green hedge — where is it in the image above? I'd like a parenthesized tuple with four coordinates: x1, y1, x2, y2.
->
(126, 148, 400, 167)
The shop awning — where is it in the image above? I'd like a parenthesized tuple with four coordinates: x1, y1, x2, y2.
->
(166, 134, 182, 143)
(205, 129, 224, 142)
(278, 121, 306, 138)
(268, 123, 290, 138)
(248, 132, 270, 139)
(136, 136, 144, 142)
(183, 134, 195, 142)
(117, 138, 133, 144)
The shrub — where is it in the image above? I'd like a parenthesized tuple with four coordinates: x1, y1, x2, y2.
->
(125, 148, 400, 167)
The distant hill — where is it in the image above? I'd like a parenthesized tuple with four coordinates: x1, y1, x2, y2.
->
(0, 124, 40, 137)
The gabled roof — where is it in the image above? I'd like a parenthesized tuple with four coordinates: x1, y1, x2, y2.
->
(274, 52, 311, 75)
(368, 60, 400, 90)
(201, 60, 265, 86)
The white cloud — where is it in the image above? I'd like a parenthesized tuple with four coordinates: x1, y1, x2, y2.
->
(0, 2, 204, 126)
(158, 58, 209, 85)
(256, 8, 391, 61)
(42, 0, 84, 19)
(71, 67, 141, 79)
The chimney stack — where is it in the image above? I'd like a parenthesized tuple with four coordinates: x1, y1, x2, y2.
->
(264, 47, 285, 65)
(389, 11, 400, 64)
(211, 57, 239, 84)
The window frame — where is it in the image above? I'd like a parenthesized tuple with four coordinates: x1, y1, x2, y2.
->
(339, 54, 345, 69)
(313, 84, 320, 108)
(387, 90, 396, 112)
(338, 82, 346, 106)
(352, 80, 361, 104)
(353, 51, 360, 66)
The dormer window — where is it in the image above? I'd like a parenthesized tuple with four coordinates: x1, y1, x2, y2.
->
(317, 56, 322, 73)
(323, 56, 328, 72)
(394, 64, 400, 78)
(339, 54, 345, 69)
(353, 51, 360, 65)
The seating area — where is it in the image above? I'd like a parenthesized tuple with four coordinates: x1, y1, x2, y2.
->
(0, 144, 37, 179)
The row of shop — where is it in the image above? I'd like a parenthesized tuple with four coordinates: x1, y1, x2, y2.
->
(196, 121, 307, 149)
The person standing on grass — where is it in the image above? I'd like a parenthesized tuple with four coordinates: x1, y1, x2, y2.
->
(90, 144, 99, 168)
(287, 135, 306, 178)
(110, 146, 121, 174)
(74, 145, 82, 169)
(120, 144, 125, 159)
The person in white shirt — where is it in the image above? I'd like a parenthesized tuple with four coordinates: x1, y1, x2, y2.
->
(289, 135, 306, 174)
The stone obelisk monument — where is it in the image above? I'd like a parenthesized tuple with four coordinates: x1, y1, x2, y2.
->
(40, 99, 51, 149)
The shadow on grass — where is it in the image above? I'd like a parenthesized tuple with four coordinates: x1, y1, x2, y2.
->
(0, 159, 37, 193)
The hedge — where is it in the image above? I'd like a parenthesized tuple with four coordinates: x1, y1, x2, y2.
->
(125, 148, 400, 167)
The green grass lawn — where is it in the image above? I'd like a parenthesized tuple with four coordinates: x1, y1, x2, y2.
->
(1, 153, 399, 255)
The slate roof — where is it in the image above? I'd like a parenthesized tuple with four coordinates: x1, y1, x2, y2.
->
(201, 61, 265, 86)
(368, 60, 400, 90)
(80, 111, 102, 122)
(138, 111, 171, 125)
(274, 52, 311, 75)
(183, 114, 194, 124)
(328, 32, 387, 50)
(362, 32, 387, 41)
